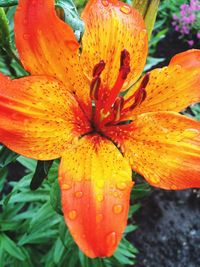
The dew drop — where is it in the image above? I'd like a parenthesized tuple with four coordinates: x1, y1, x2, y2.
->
(116, 182, 127, 190)
(96, 180, 105, 188)
(23, 19, 28, 25)
(62, 183, 71, 190)
(97, 194, 104, 202)
(171, 185, 177, 190)
(120, 5, 131, 14)
(101, 0, 109, 7)
(106, 232, 117, 247)
(150, 176, 160, 184)
(113, 204, 123, 214)
(68, 210, 77, 220)
(23, 34, 29, 40)
(96, 213, 103, 223)
(75, 191, 83, 198)
(113, 191, 119, 198)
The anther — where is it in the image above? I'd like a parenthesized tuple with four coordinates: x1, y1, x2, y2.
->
(129, 73, 149, 110)
(120, 49, 131, 80)
(103, 49, 131, 113)
(113, 96, 124, 121)
(93, 60, 106, 77)
(90, 76, 101, 100)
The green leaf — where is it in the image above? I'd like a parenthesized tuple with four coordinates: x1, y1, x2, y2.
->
(0, 240, 5, 267)
(50, 180, 63, 215)
(0, 167, 8, 191)
(144, 56, 165, 71)
(0, 7, 11, 49)
(17, 156, 37, 172)
(30, 160, 53, 190)
(0, 0, 18, 7)
(53, 238, 65, 264)
(0, 233, 26, 261)
(133, 0, 160, 40)
(128, 203, 141, 218)
(0, 146, 18, 168)
(56, 0, 85, 41)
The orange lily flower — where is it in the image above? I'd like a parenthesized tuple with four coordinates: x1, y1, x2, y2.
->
(0, 0, 200, 258)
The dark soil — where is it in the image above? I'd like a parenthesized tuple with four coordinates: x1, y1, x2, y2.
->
(153, 30, 199, 68)
(131, 30, 200, 267)
(131, 189, 200, 267)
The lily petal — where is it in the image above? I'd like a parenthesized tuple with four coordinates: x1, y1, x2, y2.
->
(0, 73, 92, 160)
(59, 134, 133, 258)
(124, 50, 200, 115)
(106, 112, 200, 190)
(81, 0, 148, 90)
(14, 0, 90, 112)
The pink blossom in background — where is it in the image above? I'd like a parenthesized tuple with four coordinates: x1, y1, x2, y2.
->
(172, 0, 200, 46)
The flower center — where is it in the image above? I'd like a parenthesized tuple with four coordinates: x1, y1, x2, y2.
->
(90, 49, 149, 133)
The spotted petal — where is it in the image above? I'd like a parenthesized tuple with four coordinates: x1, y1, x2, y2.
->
(81, 0, 148, 91)
(105, 112, 200, 190)
(124, 50, 200, 116)
(0, 73, 91, 160)
(14, 0, 90, 113)
(59, 135, 133, 258)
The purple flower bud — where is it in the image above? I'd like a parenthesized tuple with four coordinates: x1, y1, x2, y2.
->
(197, 32, 200, 39)
(175, 25, 180, 32)
(187, 40, 194, 46)
(173, 14, 178, 20)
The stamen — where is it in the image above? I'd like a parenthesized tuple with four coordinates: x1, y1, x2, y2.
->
(93, 60, 106, 77)
(124, 72, 149, 110)
(90, 76, 101, 100)
(120, 49, 131, 79)
(90, 60, 106, 102)
(113, 96, 124, 121)
(104, 49, 130, 113)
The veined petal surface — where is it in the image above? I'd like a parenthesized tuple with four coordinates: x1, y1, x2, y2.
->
(14, 0, 91, 112)
(81, 0, 148, 91)
(0, 74, 92, 160)
(59, 134, 133, 258)
(124, 50, 200, 115)
(105, 112, 200, 190)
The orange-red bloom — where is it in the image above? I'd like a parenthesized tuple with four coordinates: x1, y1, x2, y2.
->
(0, 0, 200, 258)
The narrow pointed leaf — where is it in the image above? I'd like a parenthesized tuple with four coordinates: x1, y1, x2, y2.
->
(50, 180, 63, 215)
(0, 146, 18, 168)
(1, 233, 26, 261)
(56, 0, 85, 41)
(30, 160, 53, 190)
(0, 8, 11, 49)
(132, 0, 160, 40)
(0, 0, 18, 7)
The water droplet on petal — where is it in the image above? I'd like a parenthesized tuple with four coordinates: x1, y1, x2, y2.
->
(113, 191, 119, 198)
(23, 34, 29, 40)
(68, 210, 77, 220)
(171, 185, 177, 190)
(74, 191, 83, 198)
(151, 176, 160, 184)
(62, 183, 71, 190)
(101, 0, 109, 7)
(97, 194, 104, 202)
(106, 232, 117, 247)
(96, 213, 103, 222)
(96, 180, 105, 188)
(120, 5, 131, 14)
(23, 19, 28, 25)
(116, 182, 127, 190)
(113, 204, 123, 214)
